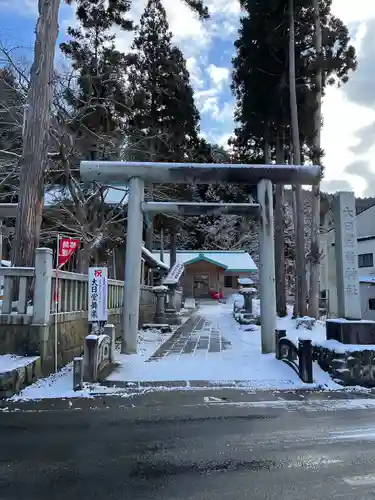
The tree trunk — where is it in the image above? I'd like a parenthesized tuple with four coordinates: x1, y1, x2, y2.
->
(290, 148, 299, 318)
(77, 245, 91, 273)
(145, 184, 154, 250)
(160, 225, 164, 262)
(274, 134, 287, 317)
(308, 0, 323, 319)
(11, 0, 60, 267)
(12, 0, 60, 266)
(288, 0, 306, 317)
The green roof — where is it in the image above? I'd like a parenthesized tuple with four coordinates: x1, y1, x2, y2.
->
(184, 254, 228, 269)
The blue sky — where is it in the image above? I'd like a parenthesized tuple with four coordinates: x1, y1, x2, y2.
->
(0, 0, 237, 148)
(1, 0, 375, 195)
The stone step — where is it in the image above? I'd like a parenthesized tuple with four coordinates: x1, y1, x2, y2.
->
(141, 324, 172, 333)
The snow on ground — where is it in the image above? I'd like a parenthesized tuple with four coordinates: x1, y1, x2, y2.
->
(108, 297, 340, 390)
(10, 363, 134, 402)
(10, 327, 175, 401)
(10, 297, 345, 400)
(132, 327, 177, 359)
(277, 315, 327, 346)
(0, 354, 39, 372)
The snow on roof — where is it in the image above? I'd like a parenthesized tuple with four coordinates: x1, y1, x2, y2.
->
(360, 275, 375, 284)
(142, 246, 168, 270)
(238, 277, 254, 285)
(151, 250, 257, 272)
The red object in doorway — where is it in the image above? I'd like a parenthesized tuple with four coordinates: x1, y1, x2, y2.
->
(209, 289, 222, 300)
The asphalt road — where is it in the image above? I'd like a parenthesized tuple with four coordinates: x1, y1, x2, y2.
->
(2, 389, 375, 499)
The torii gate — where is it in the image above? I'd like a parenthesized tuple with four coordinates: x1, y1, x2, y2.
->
(80, 161, 320, 355)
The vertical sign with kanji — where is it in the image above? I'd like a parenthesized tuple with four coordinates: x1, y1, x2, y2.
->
(333, 191, 361, 319)
(88, 267, 108, 322)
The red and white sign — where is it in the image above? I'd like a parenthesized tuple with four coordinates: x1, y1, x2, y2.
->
(58, 237, 80, 267)
(88, 267, 108, 322)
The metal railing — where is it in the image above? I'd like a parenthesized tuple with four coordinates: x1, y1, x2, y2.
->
(275, 329, 313, 383)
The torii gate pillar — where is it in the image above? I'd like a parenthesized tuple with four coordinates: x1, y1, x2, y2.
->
(122, 177, 144, 354)
(257, 179, 276, 353)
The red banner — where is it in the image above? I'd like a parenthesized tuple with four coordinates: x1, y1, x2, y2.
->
(58, 237, 80, 268)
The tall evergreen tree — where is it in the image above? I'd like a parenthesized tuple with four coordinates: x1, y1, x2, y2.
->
(61, 0, 132, 158)
(232, 0, 356, 161)
(125, 0, 201, 162)
(125, 0, 203, 251)
(231, 0, 356, 316)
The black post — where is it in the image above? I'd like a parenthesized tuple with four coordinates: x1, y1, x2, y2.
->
(170, 227, 177, 268)
(275, 329, 287, 359)
(298, 339, 313, 383)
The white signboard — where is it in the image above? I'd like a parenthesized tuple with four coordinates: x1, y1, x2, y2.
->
(163, 261, 185, 285)
(88, 267, 108, 322)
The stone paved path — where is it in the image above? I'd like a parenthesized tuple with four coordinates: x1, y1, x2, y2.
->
(147, 314, 232, 362)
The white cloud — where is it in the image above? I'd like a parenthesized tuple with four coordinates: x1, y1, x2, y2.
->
(112, 0, 211, 57)
(200, 96, 218, 115)
(195, 87, 218, 108)
(321, 2, 375, 195)
(195, 87, 233, 122)
(205, 0, 240, 16)
(215, 131, 231, 147)
(212, 101, 234, 122)
(207, 64, 229, 89)
(321, 86, 375, 194)
(186, 57, 205, 89)
(201, 130, 231, 148)
(331, 0, 375, 24)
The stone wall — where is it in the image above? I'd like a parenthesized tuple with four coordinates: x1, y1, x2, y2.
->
(0, 286, 156, 375)
(314, 343, 375, 387)
(0, 315, 33, 356)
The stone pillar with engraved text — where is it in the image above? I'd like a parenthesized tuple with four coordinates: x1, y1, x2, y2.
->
(333, 191, 361, 319)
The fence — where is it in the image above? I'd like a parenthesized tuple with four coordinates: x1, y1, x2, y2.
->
(0, 247, 153, 321)
(51, 270, 124, 314)
(0, 248, 156, 371)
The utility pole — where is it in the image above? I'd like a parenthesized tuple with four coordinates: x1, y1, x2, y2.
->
(11, 0, 60, 266)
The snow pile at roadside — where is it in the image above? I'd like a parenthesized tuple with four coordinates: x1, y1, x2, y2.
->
(9, 363, 131, 401)
(10, 327, 175, 401)
(277, 315, 327, 346)
(0, 354, 39, 373)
